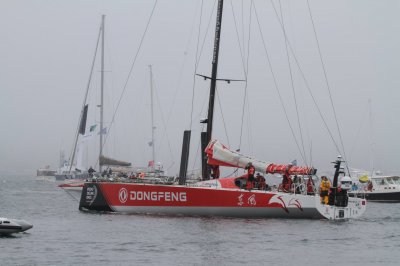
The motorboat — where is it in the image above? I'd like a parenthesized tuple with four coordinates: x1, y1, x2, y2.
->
(348, 175, 400, 202)
(0, 217, 33, 235)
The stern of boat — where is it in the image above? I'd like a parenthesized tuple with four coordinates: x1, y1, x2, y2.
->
(316, 196, 366, 220)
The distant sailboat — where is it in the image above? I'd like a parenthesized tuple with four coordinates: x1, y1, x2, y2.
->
(57, 15, 131, 181)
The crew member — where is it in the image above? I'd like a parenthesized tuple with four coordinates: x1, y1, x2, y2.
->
(211, 165, 220, 179)
(245, 162, 255, 190)
(256, 173, 267, 190)
(307, 176, 315, 195)
(88, 166, 95, 177)
(367, 181, 373, 191)
(320, 176, 331, 204)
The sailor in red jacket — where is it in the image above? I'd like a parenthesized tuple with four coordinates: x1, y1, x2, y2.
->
(211, 165, 220, 179)
(245, 162, 256, 190)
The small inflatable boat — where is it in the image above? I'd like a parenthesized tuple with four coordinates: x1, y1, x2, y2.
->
(0, 217, 33, 235)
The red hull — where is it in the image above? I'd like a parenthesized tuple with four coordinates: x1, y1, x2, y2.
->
(79, 182, 331, 219)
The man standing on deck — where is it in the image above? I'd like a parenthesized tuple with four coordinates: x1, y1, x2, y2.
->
(320, 176, 331, 204)
(245, 162, 255, 190)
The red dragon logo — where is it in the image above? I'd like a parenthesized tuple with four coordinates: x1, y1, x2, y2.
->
(267, 195, 303, 213)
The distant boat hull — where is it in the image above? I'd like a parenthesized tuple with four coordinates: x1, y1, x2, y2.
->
(348, 190, 400, 202)
(79, 182, 366, 220)
(55, 172, 88, 181)
(349, 175, 400, 202)
(36, 169, 56, 177)
(59, 181, 84, 191)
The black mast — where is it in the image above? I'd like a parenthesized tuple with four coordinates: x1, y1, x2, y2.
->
(201, 0, 224, 181)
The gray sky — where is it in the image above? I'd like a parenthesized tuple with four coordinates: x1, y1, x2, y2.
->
(1, 0, 400, 176)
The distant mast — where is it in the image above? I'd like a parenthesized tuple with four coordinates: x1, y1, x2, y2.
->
(99, 14, 105, 172)
(149, 64, 156, 171)
(202, 0, 224, 180)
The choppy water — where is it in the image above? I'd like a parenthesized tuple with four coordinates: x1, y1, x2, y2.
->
(1, 174, 400, 266)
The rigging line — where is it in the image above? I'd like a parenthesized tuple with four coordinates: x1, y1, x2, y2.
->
(278, 0, 308, 166)
(348, 103, 368, 161)
(238, 0, 253, 151)
(246, 95, 254, 154)
(306, 0, 350, 170)
(189, 0, 204, 130)
(231, 0, 254, 153)
(230, 0, 249, 82)
(99, 0, 158, 161)
(153, 74, 175, 164)
(196, 86, 212, 122)
(68, 22, 102, 172)
(268, 0, 343, 157)
(216, 90, 230, 147)
(222, 168, 239, 178)
(194, 0, 218, 120)
(168, 0, 216, 131)
(241, 0, 245, 59)
(368, 99, 375, 175)
(197, 0, 218, 66)
(253, 4, 306, 165)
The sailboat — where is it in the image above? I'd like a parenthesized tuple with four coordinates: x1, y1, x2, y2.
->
(127, 65, 170, 183)
(58, 15, 131, 183)
(79, 1, 366, 220)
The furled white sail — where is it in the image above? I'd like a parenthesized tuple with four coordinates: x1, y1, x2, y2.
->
(205, 139, 315, 175)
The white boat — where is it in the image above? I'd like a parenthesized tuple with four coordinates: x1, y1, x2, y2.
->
(0, 217, 33, 235)
(36, 165, 56, 177)
(349, 175, 400, 202)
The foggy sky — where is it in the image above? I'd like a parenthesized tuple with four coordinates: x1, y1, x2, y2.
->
(1, 0, 400, 176)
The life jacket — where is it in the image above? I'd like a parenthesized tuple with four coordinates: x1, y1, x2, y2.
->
(307, 179, 314, 193)
(320, 180, 331, 191)
(257, 176, 266, 190)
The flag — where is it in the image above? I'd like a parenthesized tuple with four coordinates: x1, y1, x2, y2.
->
(148, 160, 154, 167)
(89, 124, 97, 132)
(98, 127, 107, 135)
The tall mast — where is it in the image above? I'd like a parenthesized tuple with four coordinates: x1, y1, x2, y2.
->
(99, 14, 105, 172)
(202, 0, 224, 180)
(149, 65, 156, 171)
(368, 99, 375, 176)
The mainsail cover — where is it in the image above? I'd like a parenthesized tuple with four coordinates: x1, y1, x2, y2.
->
(79, 104, 89, 135)
(99, 155, 131, 167)
(205, 139, 315, 175)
